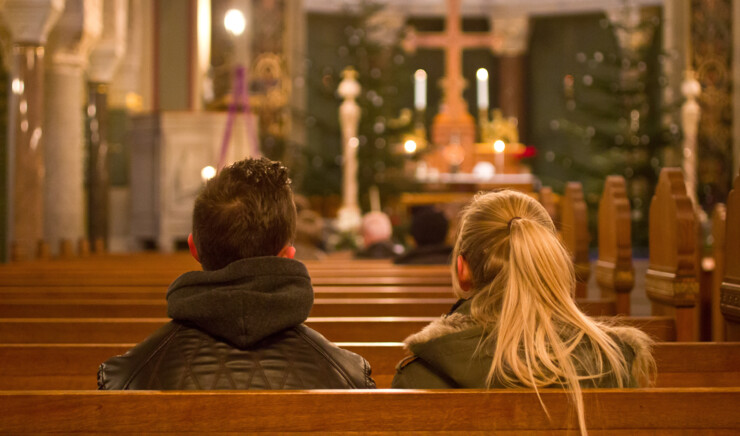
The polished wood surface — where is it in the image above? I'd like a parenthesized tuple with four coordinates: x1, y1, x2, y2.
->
(597, 176, 634, 315)
(1, 388, 738, 433)
(2, 342, 739, 390)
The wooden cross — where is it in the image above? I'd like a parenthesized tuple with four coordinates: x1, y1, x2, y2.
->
(403, 0, 498, 120)
(403, 0, 499, 172)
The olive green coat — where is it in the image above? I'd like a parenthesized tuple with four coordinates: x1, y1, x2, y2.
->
(392, 299, 651, 389)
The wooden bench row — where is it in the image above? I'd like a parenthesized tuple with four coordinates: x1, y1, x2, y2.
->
(1, 342, 738, 390)
(0, 297, 620, 318)
(0, 316, 678, 343)
(1, 388, 738, 433)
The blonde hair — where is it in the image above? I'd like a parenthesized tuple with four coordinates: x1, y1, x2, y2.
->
(451, 190, 655, 434)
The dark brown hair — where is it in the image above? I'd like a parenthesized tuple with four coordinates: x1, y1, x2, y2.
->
(192, 158, 296, 270)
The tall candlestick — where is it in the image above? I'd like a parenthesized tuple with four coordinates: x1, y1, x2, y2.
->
(476, 68, 489, 110)
(414, 69, 427, 110)
(494, 140, 505, 174)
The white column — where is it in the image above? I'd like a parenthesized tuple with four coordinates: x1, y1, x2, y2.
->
(0, 0, 65, 260)
(43, 0, 101, 254)
(336, 67, 362, 233)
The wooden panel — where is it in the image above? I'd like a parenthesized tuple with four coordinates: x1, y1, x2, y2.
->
(0, 316, 676, 344)
(721, 173, 740, 339)
(596, 176, 633, 315)
(0, 389, 738, 433)
(711, 203, 727, 341)
(646, 168, 698, 341)
(538, 186, 560, 229)
(561, 182, 590, 298)
(2, 342, 739, 390)
(0, 298, 457, 318)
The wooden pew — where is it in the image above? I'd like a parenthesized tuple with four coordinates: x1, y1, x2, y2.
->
(0, 295, 621, 318)
(2, 342, 739, 390)
(1, 388, 738, 433)
(0, 298, 457, 318)
(0, 316, 678, 344)
(646, 168, 699, 341)
(561, 182, 591, 299)
(711, 203, 726, 341)
(0, 269, 454, 287)
(721, 173, 740, 340)
(596, 176, 634, 315)
(0, 285, 455, 300)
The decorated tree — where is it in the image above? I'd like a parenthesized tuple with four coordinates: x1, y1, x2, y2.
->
(300, 2, 416, 210)
(552, 6, 682, 248)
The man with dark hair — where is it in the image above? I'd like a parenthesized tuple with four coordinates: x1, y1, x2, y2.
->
(99, 158, 375, 390)
(394, 207, 453, 265)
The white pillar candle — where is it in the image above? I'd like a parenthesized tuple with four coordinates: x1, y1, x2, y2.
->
(414, 69, 427, 110)
(476, 68, 489, 110)
(494, 140, 505, 175)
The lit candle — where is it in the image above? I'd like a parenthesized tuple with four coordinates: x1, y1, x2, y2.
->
(494, 140, 505, 175)
(414, 69, 427, 110)
(476, 68, 489, 111)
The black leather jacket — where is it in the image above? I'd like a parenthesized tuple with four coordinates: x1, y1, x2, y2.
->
(98, 257, 375, 390)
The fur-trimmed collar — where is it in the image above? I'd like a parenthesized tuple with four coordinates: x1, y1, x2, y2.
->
(403, 312, 478, 350)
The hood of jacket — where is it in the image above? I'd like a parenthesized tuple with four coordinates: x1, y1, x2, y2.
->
(403, 299, 653, 388)
(166, 256, 313, 349)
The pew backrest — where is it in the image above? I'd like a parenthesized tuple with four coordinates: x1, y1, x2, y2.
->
(646, 168, 698, 341)
(561, 182, 590, 298)
(721, 173, 740, 340)
(596, 175, 634, 315)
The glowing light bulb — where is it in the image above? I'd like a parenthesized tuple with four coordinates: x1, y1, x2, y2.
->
(404, 139, 417, 154)
(224, 9, 246, 36)
(201, 165, 217, 182)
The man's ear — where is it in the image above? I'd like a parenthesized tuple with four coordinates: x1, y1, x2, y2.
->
(457, 255, 472, 293)
(277, 245, 296, 259)
(187, 233, 200, 263)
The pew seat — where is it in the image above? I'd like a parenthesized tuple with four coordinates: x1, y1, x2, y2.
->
(1, 389, 738, 433)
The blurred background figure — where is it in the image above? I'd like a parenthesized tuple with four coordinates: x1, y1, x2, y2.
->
(355, 211, 403, 259)
(294, 209, 327, 261)
(395, 207, 452, 265)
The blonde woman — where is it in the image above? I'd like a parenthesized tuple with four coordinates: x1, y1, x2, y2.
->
(392, 190, 655, 434)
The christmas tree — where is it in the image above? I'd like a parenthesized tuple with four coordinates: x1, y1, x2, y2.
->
(300, 2, 416, 209)
(551, 7, 681, 249)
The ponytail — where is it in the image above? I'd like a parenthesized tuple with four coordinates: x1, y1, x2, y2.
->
(453, 190, 655, 435)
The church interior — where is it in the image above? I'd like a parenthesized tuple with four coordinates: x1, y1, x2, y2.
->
(0, 0, 739, 432)
(0, 0, 737, 260)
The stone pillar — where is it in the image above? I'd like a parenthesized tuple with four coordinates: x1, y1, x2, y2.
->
(43, 0, 101, 255)
(0, 0, 65, 260)
(87, 0, 127, 250)
(491, 15, 529, 143)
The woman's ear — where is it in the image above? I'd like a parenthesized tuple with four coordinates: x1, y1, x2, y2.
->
(277, 245, 296, 259)
(457, 255, 472, 293)
(187, 233, 200, 263)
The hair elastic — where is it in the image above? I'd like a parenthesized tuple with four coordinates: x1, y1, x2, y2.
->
(508, 217, 522, 231)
